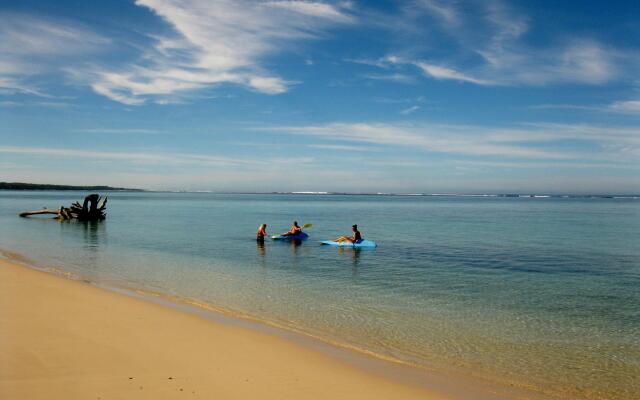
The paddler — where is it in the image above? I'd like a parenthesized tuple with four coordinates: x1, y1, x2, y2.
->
(281, 221, 302, 237)
(335, 224, 362, 243)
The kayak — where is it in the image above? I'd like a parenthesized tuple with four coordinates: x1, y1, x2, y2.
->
(272, 232, 309, 241)
(320, 240, 377, 248)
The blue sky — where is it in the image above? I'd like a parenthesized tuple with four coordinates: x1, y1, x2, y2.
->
(1, 0, 639, 193)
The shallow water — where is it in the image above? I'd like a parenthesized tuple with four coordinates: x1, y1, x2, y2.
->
(1, 191, 638, 399)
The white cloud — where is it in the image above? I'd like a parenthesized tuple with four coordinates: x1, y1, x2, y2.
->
(609, 100, 640, 114)
(0, 100, 72, 108)
(263, 121, 640, 160)
(0, 13, 109, 98)
(528, 100, 640, 115)
(0, 145, 315, 169)
(358, 56, 493, 85)
(81, 0, 353, 104)
(308, 144, 377, 152)
(247, 76, 291, 94)
(0, 146, 218, 165)
(476, 3, 620, 86)
(399, 39, 618, 87)
(478, 1, 529, 67)
(360, 2, 626, 87)
(504, 41, 617, 85)
(399, 105, 419, 115)
(90, 81, 147, 106)
(0, 14, 108, 56)
(75, 128, 162, 134)
(265, 122, 567, 159)
(362, 73, 416, 84)
(452, 159, 640, 171)
(415, 62, 493, 85)
(0, 78, 55, 98)
(265, 1, 354, 22)
(527, 104, 598, 111)
(417, 0, 460, 26)
(515, 123, 640, 145)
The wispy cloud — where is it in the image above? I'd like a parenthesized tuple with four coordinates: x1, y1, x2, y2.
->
(0, 14, 108, 56)
(527, 104, 599, 111)
(354, 56, 493, 85)
(356, 1, 628, 87)
(262, 121, 640, 160)
(0, 100, 73, 108)
(265, 1, 354, 22)
(0, 146, 231, 166)
(416, 0, 460, 27)
(75, 128, 163, 134)
(500, 41, 618, 86)
(516, 122, 640, 146)
(464, 2, 619, 87)
(414, 62, 493, 85)
(78, 0, 354, 105)
(528, 100, 640, 116)
(399, 105, 419, 115)
(263, 123, 566, 159)
(608, 100, 640, 114)
(0, 145, 315, 168)
(362, 73, 416, 84)
(371, 95, 426, 104)
(0, 77, 55, 98)
(308, 143, 377, 152)
(0, 12, 109, 98)
(452, 159, 640, 171)
(526, 98, 640, 117)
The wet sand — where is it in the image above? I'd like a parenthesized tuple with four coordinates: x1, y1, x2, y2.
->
(0, 258, 453, 400)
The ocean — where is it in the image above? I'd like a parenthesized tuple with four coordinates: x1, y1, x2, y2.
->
(1, 191, 638, 400)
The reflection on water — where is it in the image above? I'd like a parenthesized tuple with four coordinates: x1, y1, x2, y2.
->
(256, 240, 266, 257)
(289, 239, 302, 268)
(21, 216, 106, 252)
(338, 247, 362, 278)
(57, 220, 106, 266)
(82, 220, 104, 250)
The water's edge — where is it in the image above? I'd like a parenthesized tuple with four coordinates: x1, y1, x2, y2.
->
(0, 247, 550, 400)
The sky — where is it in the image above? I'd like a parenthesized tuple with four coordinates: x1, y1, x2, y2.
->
(1, 0, 639, 193)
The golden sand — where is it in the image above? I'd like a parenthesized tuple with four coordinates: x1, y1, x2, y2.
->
(0, 259, 452, 400)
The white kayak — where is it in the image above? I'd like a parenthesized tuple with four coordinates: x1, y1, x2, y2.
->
(320, 240, 377, 248)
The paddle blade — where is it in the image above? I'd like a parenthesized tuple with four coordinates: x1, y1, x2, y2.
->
(302, 223, 313, 229)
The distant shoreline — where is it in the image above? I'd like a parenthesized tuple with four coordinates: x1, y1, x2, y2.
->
(0, 182, 144, 191)
(1, 183, 637, 198)
(152, 191, 640, 199)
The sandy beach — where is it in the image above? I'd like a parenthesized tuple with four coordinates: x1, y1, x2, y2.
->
(0, 258, 454, 400)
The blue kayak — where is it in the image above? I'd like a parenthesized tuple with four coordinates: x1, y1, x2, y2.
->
(272, 232, 309, 241)
(320, 240, 377, 248)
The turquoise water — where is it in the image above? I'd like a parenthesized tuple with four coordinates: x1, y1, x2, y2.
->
(1, 191, 638, 399)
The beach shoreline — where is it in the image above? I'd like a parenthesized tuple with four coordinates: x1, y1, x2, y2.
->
(0, 254, 541, 400)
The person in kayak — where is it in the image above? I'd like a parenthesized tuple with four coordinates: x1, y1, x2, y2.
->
(281, 221, 302, 236)
(256, 224, 267, 242)
(336, 224, 362, 243)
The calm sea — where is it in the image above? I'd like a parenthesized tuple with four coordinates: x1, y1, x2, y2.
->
(1, 191, 638, 399)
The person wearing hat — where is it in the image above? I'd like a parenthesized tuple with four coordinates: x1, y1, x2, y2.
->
(335, 224, 362, 244)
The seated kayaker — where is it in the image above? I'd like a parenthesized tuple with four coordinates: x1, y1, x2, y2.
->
(281, 221, 302, 236)
(336, 224, 362, 243)
(256, 224, 267, 241)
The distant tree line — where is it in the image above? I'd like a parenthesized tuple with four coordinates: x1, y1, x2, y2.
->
(0, 182, 142, 191)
